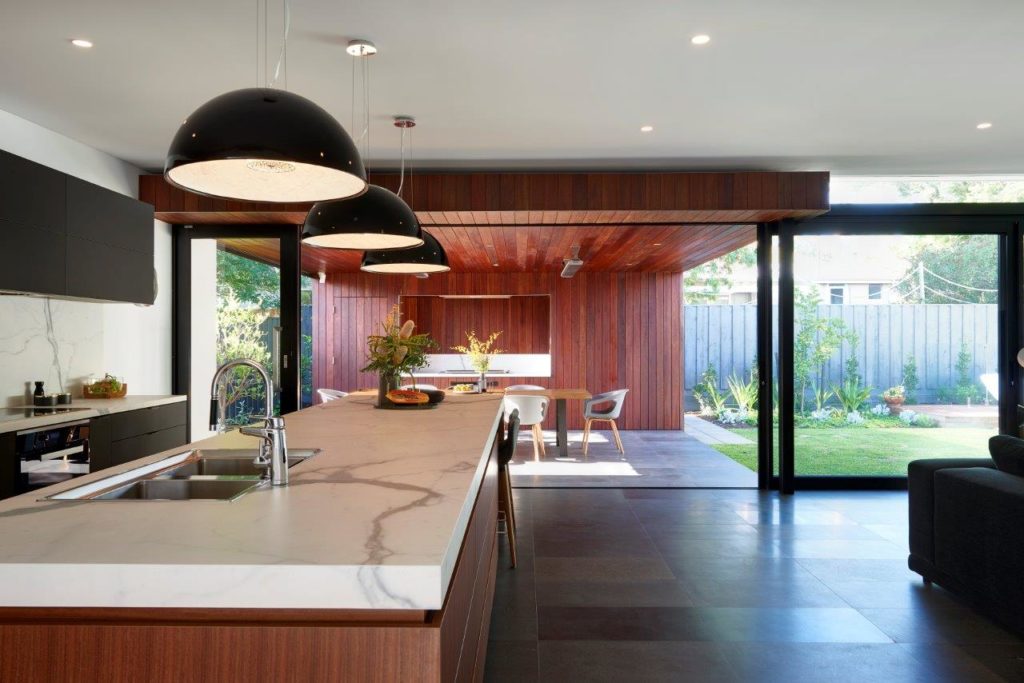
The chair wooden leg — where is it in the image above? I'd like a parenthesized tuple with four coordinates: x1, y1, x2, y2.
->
(499, 467, 517, 568)
(582, 418, 592, 456)
(505, 467, 517, 536)
(533, 423, 546, 458)
(531, 424, 540, 461)
(610, 420, 624, 453)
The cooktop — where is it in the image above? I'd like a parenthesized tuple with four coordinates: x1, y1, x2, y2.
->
(0, 407, 92, 423)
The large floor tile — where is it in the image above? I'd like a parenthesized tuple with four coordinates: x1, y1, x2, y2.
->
(534, 578, 695, 608)
(858, 607, 1024, 645)
(538, 641, 736, 682)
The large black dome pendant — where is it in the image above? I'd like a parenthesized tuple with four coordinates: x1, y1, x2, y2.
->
(361, 231, 450, 274)
(302, 185, 424, 250)
(164, 88, 367, 203)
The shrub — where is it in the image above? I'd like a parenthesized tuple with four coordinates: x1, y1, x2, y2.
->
(727, 371, 758, 413)
(902, 355, 919, 404)
(694, 364, 720, 415)
(832, 380, 873, 414)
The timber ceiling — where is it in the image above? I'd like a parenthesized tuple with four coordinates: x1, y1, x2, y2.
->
(220, 223, 755, 275)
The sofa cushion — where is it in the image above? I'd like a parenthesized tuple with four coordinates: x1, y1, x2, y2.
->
(989, 435, 1024, 476)
(907, 458, 995, 564)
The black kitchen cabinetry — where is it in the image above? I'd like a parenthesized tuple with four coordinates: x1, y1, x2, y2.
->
(0, 432, 15, 501)
(90, 402, 187, 473)
(0, 150, 155, 304)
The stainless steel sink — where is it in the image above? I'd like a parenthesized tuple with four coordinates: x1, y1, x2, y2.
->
(45, 448, 321, 501)
(92, 478, 262, 501)
(158, 448, 320, 478)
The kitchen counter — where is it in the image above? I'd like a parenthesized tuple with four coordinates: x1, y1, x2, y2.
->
(0, 392, 503, 610)
(0, 394, 186, 434)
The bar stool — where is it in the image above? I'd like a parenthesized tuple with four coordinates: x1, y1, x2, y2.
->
(498, 408, 520, 568)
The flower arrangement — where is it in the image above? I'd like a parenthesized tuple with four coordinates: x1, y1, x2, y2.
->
(362, 305, 436, 385)
(452, 331, 504, 373)
(882, 385, 906, 401)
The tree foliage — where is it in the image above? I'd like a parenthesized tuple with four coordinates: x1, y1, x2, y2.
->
(217, 250, 280, 309)
(216, 294, 272, 424)
(793, 289, 857, 415)
(684, 245, 757, 304)
(893, 234, 997, 304)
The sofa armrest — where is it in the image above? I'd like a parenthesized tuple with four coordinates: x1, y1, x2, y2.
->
(908, 458, 994, 565)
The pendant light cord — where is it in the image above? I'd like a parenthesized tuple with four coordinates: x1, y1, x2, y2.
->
(268, 0, 290, 89)
(397, 125, 407, 198)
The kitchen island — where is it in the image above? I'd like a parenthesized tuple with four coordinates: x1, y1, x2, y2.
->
(0, 392, 504, 682)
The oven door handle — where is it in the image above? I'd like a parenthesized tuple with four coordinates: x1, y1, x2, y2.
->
(39, 444, 86, 461)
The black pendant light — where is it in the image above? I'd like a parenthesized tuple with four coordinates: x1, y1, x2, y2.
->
(163, 0, 366, 203)
(303, 184, 423, 250)
(300, 42, 423, 250)
(165, 88, 366, 203)
(361, 231, 450, 274)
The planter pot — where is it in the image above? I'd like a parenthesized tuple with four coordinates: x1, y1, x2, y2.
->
(883, 397, 905, 415)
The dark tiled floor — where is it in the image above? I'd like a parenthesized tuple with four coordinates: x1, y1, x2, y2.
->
(509, 429, 757, 488)
(484, 488, 1024, 682)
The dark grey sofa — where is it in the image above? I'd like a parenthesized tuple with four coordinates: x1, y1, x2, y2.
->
(908, 457, 1024, 634)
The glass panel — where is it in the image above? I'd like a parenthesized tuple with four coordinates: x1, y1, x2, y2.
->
(792, 234, 998, 476)
(300, 275, 315, 409)
(190, 240, 282, 437)
(683, 242, 759, 486)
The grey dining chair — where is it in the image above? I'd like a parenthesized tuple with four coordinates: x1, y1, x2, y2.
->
(582, 389, 629, 455)
(316, 388, 348, 403)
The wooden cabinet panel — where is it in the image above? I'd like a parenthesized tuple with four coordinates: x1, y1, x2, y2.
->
(109, 403, 187, 442)
(108, 426, 187, 467)
(88, 415, 113, 473)
(0, 151, 66, 231)
(0, 219, 66, 296)
(66, 236, 155, 304)
(67, 177, 154, 255)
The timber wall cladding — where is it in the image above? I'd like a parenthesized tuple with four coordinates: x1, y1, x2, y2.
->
(312, 272, 682, 430)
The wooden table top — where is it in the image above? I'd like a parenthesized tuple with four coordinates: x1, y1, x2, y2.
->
(502, 388, 592, 400)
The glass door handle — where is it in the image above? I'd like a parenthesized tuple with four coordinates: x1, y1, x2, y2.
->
(272, 325, 282, 391)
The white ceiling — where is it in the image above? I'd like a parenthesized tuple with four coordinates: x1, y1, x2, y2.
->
(2, 0, 1022, 175)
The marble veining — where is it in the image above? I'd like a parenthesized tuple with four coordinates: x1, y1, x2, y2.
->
(0, 393, 503, 610)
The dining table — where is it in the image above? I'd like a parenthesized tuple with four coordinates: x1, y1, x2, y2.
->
(503, 388, 592, 458)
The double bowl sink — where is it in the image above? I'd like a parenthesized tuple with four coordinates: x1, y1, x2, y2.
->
(48, 448, 320, 502)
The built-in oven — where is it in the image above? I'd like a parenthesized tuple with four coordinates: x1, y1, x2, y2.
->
(16, 420, 90, 494)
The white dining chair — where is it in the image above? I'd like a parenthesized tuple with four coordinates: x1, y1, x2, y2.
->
(401, 383, 438, 391)
(506, 384, 547, 391)
(582, 389, 629, 456)
(316, 388, 348, 403)
(503, 394, 549, 461)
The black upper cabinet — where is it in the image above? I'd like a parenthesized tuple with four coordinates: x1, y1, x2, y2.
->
(0, 150, 155, 304)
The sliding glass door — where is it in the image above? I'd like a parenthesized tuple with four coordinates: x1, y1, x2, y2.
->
(173, 225, 302, 440)
(769, 208, 1023, 490)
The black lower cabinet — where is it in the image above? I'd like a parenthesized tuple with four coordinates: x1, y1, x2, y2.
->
(90, 402, 187, 473)
(0, 432, 15, 500)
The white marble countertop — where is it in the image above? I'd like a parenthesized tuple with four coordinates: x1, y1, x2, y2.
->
(0, 393, 503, 610)
(0, 395, 186, 434)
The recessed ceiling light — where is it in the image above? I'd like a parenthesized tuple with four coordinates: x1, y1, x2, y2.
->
(976, 122, 993, 130)
(70, 38, 93, 48)
(691, 34, 711, 46)
(640, 125, 654, 133)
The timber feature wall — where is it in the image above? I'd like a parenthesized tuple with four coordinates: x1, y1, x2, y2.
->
(312, 272, 682, 430)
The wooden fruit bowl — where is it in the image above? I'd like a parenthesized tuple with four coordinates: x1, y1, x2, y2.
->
(83, 384, 128, 399)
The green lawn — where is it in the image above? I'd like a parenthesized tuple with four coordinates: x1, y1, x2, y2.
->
(714, 427, 993, 476)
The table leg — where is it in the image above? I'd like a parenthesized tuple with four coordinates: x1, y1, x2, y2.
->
(556, 398, 568, 458)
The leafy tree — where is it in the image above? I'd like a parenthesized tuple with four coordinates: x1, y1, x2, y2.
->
(793, 289, 855, 414)
(893, 234, 997, 304)
(896, 180, 1024, 204)
(217, 251, 281, 309)
(684, 245, 757, 304)
(216, 294, 272, 425)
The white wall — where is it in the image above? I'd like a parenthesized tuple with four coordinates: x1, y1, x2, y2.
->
(189, 241, 218, 440)
(0, 108, 173, 405)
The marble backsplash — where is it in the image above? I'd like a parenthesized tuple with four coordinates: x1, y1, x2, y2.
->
(0, 295, 104, 406)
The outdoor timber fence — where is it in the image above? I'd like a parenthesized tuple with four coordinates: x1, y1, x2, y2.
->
(683, 304, 998, 410)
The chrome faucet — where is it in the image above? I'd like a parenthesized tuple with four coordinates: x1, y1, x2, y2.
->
(210, 359, 289, 486)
